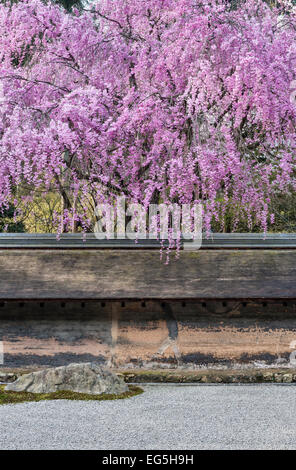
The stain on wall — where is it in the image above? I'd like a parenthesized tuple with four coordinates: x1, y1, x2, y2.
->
(1, 300, 296, 369)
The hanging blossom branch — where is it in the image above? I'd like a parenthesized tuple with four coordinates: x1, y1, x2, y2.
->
(0, 0, 295, 235)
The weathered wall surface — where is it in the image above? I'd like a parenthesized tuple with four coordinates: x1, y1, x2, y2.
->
(0, 249, 296, 299)
(1, 300, 296, 370)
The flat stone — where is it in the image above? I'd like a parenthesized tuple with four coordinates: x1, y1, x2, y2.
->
(230, 376, 239, 383)
(274, 373, 283, 383)
(5, 363, 128, 395)
(263, 372, 274, 382)
(0, 372, 17, 383)
(282, 374, 293, 383)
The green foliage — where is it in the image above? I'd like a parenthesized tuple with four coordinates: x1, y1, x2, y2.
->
(0, 204, 25, 233)
(52, 0, 83, 11)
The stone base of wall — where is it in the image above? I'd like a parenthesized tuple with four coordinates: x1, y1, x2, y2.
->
(119, 369, 296, 383)
(1, 368, 296, 384)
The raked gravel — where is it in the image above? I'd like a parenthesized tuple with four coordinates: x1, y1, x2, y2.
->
(0, 384, 296, 450)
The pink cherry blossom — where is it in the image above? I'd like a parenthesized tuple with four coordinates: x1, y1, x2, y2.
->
(0, 0, 295, 234)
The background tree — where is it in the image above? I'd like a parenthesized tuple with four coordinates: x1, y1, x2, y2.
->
(0, 204, 25, 232)
(0, 0, 295, 234)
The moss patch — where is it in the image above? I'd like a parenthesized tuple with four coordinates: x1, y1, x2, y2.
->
(0, 384, 143, 405)
(118, 368, 296, 384)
